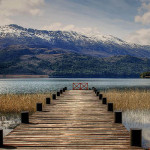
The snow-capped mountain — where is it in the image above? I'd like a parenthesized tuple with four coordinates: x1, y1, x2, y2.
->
(1, 24, 150, 77)
(0, 24, 150, 58)
(0, 24, 88, 42)
(0, 24, 133, 46)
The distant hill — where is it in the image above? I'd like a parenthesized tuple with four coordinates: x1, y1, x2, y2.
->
(0, 75, 49, 78)
(140, 72, 150, 78)
(0, 24, 150, 77)
(0, 49, 150, 77)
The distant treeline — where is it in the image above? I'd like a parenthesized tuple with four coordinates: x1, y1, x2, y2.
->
(0, 75, 49, 78)
(140, 72, 150, 78)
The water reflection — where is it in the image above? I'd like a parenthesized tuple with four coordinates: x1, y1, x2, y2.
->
(123, 110, 150, 148)
(0, 78, 150, 94)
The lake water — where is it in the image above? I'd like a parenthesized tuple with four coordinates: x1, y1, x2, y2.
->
(1, 78, 150, 148)
(0, 78, 150, 94)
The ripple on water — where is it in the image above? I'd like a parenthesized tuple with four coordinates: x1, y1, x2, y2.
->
(123, 110, 150, 148)
(0, 114, 21, 137)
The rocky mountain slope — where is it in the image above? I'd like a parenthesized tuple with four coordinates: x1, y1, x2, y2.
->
(1, 24, 150, 58)
(0, 24, 150, 77)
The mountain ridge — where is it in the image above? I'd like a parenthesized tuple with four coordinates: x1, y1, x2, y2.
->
(0, 24, 150, 77)
(1, 24, 150, 58)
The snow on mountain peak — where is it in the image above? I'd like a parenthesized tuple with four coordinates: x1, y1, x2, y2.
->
(0, 24, 139, 48)
(0, 24, 31, 38)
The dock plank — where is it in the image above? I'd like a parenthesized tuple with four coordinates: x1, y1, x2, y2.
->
(3, 90, 144, 149)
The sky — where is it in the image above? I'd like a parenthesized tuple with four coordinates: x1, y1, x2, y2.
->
(1, 0, 150, 45)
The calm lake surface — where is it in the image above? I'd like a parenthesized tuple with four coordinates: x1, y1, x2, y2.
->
(1, 78, 150, 148)
(0, 78, 150, 94)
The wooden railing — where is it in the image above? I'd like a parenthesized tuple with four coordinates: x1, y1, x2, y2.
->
(73, 83, 88, 90)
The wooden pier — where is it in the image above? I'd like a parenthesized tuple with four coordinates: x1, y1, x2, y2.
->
(2, 90, 143, 149)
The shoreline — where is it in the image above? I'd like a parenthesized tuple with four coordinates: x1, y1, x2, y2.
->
(0, 75, 49, 78)
(0, 75, 144, 79)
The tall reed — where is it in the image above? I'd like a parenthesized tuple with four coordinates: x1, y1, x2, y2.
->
(0, 93, 52, 113)
(104, 89, 150, 110)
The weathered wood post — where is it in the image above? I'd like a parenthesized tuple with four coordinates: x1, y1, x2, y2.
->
(21, 111, 29, 124)
(93, 87, 96, 92)
(99, 94, 103, 100)
(108, 103, 113, 111)
(92, 87, 94, 90)
(60, 90, 63, 94)
(46, 98, 51, 104)
(0, 129, 3, 147)
(95, 89, 97, 94)
(96, 91, 99, 96)
(114, 111, 122, 123)
(130, 129, 142, 147)
(36, 103, 42, 111)
(52, 94, 56, 100)
(102, 98, 107, 104)
(57, 92, 60, 96)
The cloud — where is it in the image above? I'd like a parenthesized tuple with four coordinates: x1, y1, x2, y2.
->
(0, 0, 45, 25)
(126, 28, 150, 45)
(42, 23, 63, 31)
(135, 0, 150, 24)
(42, 22, 99, 35)
(135, 12, 150, 24)
(0, 16, 13, 26)
(127, 0, 150, 45)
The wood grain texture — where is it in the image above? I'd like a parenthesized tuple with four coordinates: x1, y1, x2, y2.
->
(2, 90, 144, 149)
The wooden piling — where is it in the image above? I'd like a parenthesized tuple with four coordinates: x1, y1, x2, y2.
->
(46, 98, 51, 104)
(130, 129, 142, 147)
(60, 90, 63, 94)
(52, 94, 56, 100)
(0, 129, 3, 147)
(21, 111, 29, 124)
(99, 94, 103, 100)
(95, 90, 97, 94)
(96, 91, 99, 96)
(102, 98, 107, 104)
(36, 103, 42, 111)
(93, 88, 96, 93)
(57, 92, 60, 96)
(108, 103, 113, 111)
(115, 111, 122, 123)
